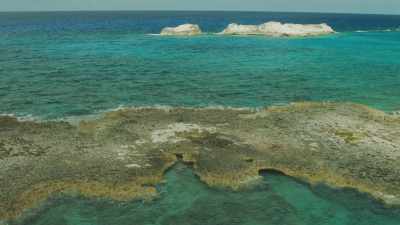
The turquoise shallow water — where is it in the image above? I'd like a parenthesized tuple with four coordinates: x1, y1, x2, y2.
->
(1, 11, 400, 224)
(1, 12, 400, 118)
(15, 164, 400, 225)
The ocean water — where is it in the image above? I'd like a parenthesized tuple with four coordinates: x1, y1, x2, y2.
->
(16, 164, 400, 225)
(0, 11, 400, 119)
(1, 11, 400, 225)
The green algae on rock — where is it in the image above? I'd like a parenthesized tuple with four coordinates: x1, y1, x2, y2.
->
(0, 102, 400, 222)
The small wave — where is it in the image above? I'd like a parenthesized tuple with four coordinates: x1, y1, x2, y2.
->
(96, 104, 261, 112)
(2, 102, 397, 125)
(355, 28, 400, 33)
(0, 113, 16, 118)
(390, 111, 400, 116)
(0, 113, 41, 122)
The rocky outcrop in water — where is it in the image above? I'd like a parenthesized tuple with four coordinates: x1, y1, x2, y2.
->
(160, 24, 202, 36)
(0, 102, 399, 223)
(219, 22, 335, 36)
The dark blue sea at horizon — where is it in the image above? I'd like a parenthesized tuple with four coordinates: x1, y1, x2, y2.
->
(1, 11, 400, 225)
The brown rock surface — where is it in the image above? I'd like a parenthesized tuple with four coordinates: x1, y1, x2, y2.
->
(1, 102, 399, 222)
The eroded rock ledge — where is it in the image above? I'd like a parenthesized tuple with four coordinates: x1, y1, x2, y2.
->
(219, 22, 335, 36)
(1, 102, 400, 223)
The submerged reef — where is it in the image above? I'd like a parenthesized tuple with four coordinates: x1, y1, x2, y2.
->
(0, 102, 400, 222)
(219, 22, 335, 36)
(160, 24, 202, 36)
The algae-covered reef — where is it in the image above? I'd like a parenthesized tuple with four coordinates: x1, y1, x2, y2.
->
(0, 102, 400, 222)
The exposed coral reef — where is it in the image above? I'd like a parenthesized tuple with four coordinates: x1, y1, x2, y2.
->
(1, 102, 399, 223)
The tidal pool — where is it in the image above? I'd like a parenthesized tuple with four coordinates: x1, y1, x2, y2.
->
(15, 164, 400, 225)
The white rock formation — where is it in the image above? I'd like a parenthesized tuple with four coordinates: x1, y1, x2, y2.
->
(160, 24, 202, 36)
(219, 21, 335, 37)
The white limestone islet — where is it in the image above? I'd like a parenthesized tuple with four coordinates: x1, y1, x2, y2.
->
(159, 22, 335, 37)
(160, 24, 202, 36)
(219, 21, 335, 37)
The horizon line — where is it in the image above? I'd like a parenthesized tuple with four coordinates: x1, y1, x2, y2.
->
(0, 9, 399, 16)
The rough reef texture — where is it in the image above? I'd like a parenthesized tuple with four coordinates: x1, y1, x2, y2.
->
(219, 21, 335, 36)
(160, 24, 202, 36)
(1, 102, 400, 223)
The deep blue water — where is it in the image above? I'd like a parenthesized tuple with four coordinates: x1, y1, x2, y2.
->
(0, 11, 400, 118)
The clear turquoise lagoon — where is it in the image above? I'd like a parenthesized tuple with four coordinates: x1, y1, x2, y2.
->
(17, 164, 400, 225)
(1, 11, 400, 224)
